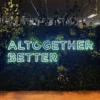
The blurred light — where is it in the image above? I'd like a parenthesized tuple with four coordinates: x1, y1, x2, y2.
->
(29, 20, 37, 25)
(29, 20, 33, 23)
(79, 19, 86, 22)
(87, 14, 97, 18)
(94, 22, 100, 25)
(5, 20, 9, 23)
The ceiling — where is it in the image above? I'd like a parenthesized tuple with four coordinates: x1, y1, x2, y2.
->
(0, 0, 97, 17)
(21, 0, 97, 17)
(0, 0, 99, 24)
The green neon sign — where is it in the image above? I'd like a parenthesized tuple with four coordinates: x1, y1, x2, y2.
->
(7, 40, 94, 63)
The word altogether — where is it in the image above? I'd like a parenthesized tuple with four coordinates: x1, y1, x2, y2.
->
(7, 40, 94, 63)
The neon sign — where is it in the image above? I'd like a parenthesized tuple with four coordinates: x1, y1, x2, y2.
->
(7, 40, 94, 63)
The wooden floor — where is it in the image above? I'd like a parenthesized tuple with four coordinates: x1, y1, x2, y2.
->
(0, 91, 100, 100)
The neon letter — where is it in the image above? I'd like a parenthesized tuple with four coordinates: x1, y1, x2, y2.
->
(32, 41, 41, 50)
(17, 53, 25, 62)
(24, 41, 32, 50)
(77, 40, 85, 50)
(85, 40, 94, 50)
(25, 53, 33, 62)
(8, 41, 17, 50)
(18, 41, 25, 50)
(8, 53, 16, 63)
(67, 40, 76, 50)
(52, 41, 59, 50)
(49, 53, 58, 63)
(41, 53, 49, 63)
(33, 53, 41, 62)
(60, 41, 67, 50)
(42, 40, 51, 50)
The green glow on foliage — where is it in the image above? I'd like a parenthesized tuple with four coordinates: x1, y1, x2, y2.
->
(56, 34, 64, 40)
